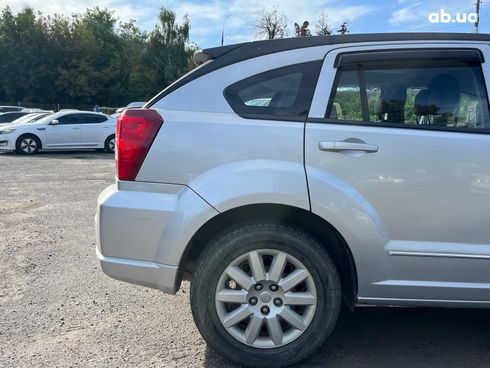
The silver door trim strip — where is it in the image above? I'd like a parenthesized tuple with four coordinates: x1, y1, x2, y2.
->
(357, 296, 490, 305)
(388, 251, 490, 260)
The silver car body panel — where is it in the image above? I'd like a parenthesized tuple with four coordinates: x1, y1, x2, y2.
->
(97, 39, 490, 307)
(307, 42, 490, 303)
(137, 110, 309, 212)
(96, 182, 219, 293)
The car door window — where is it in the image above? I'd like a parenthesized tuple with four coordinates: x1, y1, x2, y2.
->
(83, 115, 108, 124)
(326, 53, 490, 132)
(58, 114, 85, 125)
(328, 67, 363, 121)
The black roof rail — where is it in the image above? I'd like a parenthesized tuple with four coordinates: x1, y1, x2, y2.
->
(148, 32, 490, 107)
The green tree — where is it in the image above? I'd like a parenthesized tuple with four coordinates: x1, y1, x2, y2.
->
(0, 5, 197, 108)
(144, 8, 192, 99)
(0, 6, 54, 103)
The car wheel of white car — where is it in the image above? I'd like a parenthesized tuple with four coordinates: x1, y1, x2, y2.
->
(16, 134, 41, 155)
(104, 135, 115, 153)
(190, 223, 341, 368)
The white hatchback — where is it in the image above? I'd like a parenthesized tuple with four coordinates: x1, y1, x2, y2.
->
(0, 110, 116, 154)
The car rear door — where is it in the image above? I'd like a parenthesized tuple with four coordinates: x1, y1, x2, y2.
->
(44, 113, 83, 147)
(306, 43, 490, 305)
(79, 114, 111, 147)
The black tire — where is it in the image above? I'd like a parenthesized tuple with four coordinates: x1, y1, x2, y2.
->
(191, 223, 341, 368)
(16, 134, 41, 155)
(104, 135, 115, 153)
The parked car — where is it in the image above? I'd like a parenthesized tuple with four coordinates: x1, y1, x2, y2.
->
(0, 108, 51, 123)
(114, 101, 146, 116)
(0, 111, 53, 127)
(0, 111, 32, 124)
(0, 110, 115, 154)
(96, 33, 490, 368)
(0, 105, 26, 113)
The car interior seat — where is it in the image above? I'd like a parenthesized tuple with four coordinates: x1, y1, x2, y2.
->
(375, 83, 407, 123)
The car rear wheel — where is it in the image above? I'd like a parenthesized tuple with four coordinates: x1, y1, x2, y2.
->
(191, 223, 341, 368)
(104, 135, 115, 153)
(16, 134, 41, 155)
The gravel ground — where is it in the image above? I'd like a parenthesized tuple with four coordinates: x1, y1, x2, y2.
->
(0, 151, 489, 368)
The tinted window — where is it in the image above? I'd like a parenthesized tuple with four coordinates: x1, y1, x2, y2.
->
(83, 114, 108, 124)
(328, 67, 362, 121)
(0, 112, 29, 123)
(0, 107, 22, 113)
(57, 114, 85, 125)
(224, 61, 322, 120)
(327, 57, 490, 131)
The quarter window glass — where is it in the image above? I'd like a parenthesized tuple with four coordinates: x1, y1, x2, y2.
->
(327, 57, 490, 131)
(224, 61, 322, 119)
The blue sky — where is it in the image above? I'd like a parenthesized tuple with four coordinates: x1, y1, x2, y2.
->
(5, 0, 489, 48)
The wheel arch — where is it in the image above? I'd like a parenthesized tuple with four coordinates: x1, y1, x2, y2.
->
(104, 133, 115, 144)
(16, 133, 43, 150)
(181, 203, 358, 309)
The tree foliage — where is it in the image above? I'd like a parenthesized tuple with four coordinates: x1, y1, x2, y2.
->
(0, 6, 196, 107)
(316, 11, 332, 36)
(254, 7, 288, 40)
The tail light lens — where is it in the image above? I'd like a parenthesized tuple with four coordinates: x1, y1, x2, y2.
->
(116, 108, 163, 181)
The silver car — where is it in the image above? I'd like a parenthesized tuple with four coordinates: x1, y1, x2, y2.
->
(96, 33, 490, 367)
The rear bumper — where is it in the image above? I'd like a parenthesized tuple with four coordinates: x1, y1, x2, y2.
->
(96, 182, 218, 294)
(96, 247, 179, 293)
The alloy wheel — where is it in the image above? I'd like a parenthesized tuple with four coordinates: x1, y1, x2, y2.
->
(21, 138, 37, 154)
(215, 249, 317, 348)
(108, 137, 115, 152)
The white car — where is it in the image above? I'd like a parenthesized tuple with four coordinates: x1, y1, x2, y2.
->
(114, 101, 147, 116)
(0, 110, 116, 154)
(0, 112, 52, 128)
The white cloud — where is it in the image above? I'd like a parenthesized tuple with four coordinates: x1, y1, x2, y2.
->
(3, 0, 156, 27)
(390, 2, 423, 25)
(390, 0, 476, 29)
(170, 0, 375, 45)
(2, 0, 375, 47)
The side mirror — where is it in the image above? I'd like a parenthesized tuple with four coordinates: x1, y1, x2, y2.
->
(50, 119, 59, 125)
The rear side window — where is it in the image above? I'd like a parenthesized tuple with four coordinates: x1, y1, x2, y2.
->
(326, 53, 490, 132)
(0, 112, 28, 123)
(224, 61, 322, 120)
(0, 107, 21, 112)
(83, 114, 108, 124)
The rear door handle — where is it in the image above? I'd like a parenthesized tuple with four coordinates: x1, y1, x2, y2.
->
(319, 140, 378, 153)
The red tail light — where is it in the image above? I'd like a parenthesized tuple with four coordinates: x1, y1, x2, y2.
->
(116, 109, 163, 181)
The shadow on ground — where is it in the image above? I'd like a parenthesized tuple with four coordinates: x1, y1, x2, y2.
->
(204, 307, 490, 368)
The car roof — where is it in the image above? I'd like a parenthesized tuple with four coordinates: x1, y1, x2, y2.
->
(198, 33, 490, 65)
(149, 32, 490, 107)
(0, 111, 28, 115)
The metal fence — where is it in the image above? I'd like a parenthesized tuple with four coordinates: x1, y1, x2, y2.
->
(0, 101, 118, 115)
